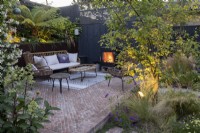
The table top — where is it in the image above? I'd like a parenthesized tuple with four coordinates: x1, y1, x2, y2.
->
(69, 64, 96, 72)
(50, 73, 70, 79)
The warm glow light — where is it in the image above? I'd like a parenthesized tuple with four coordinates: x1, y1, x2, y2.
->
(103, 52, 114, 63)
(138, 91, 144, 98)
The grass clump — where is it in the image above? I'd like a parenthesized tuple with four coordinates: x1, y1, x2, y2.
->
(102, 90, 200, 133)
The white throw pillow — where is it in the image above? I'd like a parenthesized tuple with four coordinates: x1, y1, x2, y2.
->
(33, 56, 48, 68)
(44, 54, 59, 65)
(68, 53, 78, 62)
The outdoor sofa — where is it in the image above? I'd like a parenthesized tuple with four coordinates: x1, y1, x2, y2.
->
(23, 50, 80, 78)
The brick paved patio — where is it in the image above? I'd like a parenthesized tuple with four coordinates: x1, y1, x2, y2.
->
(34, 77, 135, 133)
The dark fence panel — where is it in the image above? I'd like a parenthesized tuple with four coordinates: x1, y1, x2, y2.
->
(78, 8, 108, 63)
(78, 23, 107, 63)
(60, 4, 80, 22)
(174, 26, 200, 41)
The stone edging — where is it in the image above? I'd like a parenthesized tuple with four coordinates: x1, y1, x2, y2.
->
(87, 113, 110, 133)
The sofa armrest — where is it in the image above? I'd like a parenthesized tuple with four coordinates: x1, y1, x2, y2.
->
(33, 66, 53, 77)
(23, 51, 34, 65)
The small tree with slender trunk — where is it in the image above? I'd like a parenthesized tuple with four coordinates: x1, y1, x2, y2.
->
(91, 0, 200, 100)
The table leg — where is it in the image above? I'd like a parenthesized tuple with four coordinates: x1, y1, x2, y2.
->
(59, 79, 62, 93)
(81, 72, 83, 82)
(83, 71, 85, 77)
(66, 78, 69, 91)
(52, 78, 55, 92)
(95, 69, 97, 77)
(121, 78, 124, 91)
(69, 72, 71, 80)
(108, 78, 111, 87)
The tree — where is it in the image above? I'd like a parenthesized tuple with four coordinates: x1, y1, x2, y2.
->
(92, 0, 200, 99)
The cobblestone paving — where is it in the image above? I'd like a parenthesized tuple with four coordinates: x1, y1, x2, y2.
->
(34, 77, 135, 133)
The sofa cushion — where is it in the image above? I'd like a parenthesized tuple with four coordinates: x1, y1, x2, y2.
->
(68, 53, 78, 62)
(44, 54, 59, 65)
(49, 62, 80, 70)
(33, 56, 48, 68)
(57, 54, 70, 63)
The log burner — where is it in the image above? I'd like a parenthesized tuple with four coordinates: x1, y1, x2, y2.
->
(100, 48, 116, 70)
(102, 52, 114, 63)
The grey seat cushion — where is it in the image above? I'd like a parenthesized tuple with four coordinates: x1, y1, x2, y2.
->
(49, 62, 80, 70)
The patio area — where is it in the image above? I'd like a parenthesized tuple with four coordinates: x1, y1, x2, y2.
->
(1, 0, 200, 133)
(34, 77, 135, 133)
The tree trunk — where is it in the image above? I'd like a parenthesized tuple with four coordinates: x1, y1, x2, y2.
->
(152, 75, 159, 95)
(140, 73, 159, 103)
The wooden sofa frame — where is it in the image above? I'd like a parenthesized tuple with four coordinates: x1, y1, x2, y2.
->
(23, 50, 69, 78)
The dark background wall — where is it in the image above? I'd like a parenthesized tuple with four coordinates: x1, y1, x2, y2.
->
(78, 9, 108, 63)
(60, 5, 80, 22)
(78, 23, 107, 63)
(60, 6, 109, 63)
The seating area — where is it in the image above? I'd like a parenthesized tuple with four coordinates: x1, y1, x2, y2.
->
(1, 0, 200, 133)
(23, 50, 80, 78)
(21, 50, 137, 133)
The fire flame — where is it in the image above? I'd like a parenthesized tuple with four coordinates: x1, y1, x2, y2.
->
(103, 52, 114, 63)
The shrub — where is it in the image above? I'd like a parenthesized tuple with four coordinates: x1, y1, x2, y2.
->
(152, 90, 200, 132)
(110, 92, 162, 132)
(108, 90, 200, 132)
(110, 106, 133, 129)
(162, 53, 200, 90)
(0, 1, 59, 132)
(171, 114, 200, 133)
(157, 91, 200, 118)
(0, 65, 60, 133)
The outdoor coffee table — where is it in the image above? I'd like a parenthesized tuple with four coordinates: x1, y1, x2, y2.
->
(50, 73, 70, 93)
(69, 64, 97, 82)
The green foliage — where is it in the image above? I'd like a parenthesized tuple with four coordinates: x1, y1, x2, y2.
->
(162, 53, 200, 90)
(110, 106, 132, 129)
(171, 114, 200, 133)
(154, 90, 200, 119)
(104, 74, 112, 80)
(92, 0, 200, 96)
(106, 90, 200, 132)
(16, 5, 76, 42)
(0, 1, 59, 132)
(0, 65, 60, 133)
(125, 94, 154, 123)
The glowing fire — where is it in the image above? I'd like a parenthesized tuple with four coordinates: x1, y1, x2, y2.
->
(103, 52, 114, 63)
